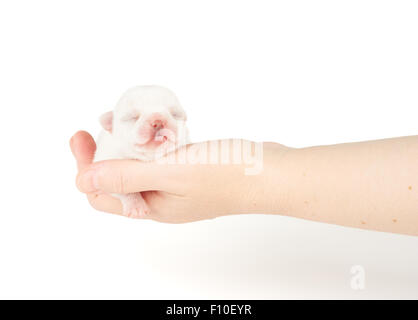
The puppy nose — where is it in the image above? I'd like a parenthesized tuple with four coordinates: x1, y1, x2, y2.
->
(151, 119, 164, 130)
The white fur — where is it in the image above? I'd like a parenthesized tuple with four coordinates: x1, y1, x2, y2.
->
(94, 85, 189, 218)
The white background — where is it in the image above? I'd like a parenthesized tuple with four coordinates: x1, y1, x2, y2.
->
(0, 0, 417, 299)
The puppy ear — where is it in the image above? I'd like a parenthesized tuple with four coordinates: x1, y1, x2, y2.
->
(99, 111, 113, 133)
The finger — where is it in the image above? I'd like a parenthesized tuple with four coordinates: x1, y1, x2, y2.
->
(76, 159, 187, 194)
(87, 193, 123, 215)
(70, 131, 97, 171)
(87, 192, 154, 220)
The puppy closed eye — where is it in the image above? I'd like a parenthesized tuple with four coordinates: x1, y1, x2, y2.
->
(122, 113, 140, 122)
(169, 107, 186, 120)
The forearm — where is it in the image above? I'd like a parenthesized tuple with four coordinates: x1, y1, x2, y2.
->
(259, 136, 418, 236)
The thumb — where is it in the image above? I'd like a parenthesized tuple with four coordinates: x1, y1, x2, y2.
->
(76, 159, 184, 194)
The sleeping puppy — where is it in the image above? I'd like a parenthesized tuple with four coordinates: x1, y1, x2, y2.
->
(94, 85, 189, 218)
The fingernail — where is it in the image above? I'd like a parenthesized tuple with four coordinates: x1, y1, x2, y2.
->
(77, 170, 99, 193)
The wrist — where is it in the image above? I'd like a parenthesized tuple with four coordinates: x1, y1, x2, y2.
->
(236, 142, 294, 216)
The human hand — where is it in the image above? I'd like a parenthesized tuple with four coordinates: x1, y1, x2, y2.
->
(71, 131, 418, 234)
(70, 131, 288, 223)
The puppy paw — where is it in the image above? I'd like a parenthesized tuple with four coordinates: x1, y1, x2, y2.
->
(121, 193, 150, 218)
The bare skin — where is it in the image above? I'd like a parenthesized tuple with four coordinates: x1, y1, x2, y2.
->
(71, 131, 418, 236)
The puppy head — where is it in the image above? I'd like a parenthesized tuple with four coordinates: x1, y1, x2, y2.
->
(100, 86, 188, 157)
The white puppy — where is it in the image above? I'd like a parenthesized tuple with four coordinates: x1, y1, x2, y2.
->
(94, 85, 189, 218)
